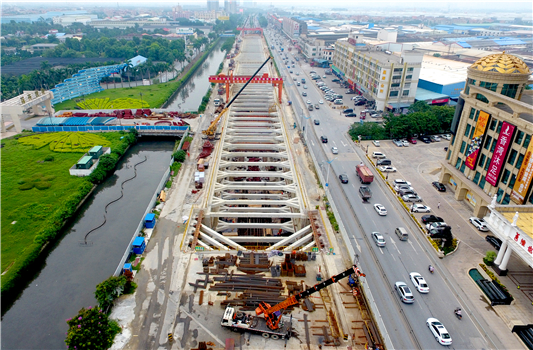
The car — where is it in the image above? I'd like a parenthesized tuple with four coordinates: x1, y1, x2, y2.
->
(421, 215, 444, 224)
(372, 151, 386, 159)
(392, 139, 403, 147)
(293, 77, 297, 81)
(407, 136, 417, 144)
(377, 159, 391, 166)
(314, 119, 320, 125)
(411, 204, 431, 213)
(295, 71, 299, 75)
(303, 85, 307, 89)
(310, 70, 316, 74)
(306, 100, 311, 104)
(354, 100, 366, 106)
(332, 78, 340, 82)
(339, 174, 349, 183)
(442, 134, 451, 140)
(418, 135, 431, 143)
(430, 135, 441, 142)
(319, 100, 324, 104)
(374, 204, 387, 216)
(426, 318, 452, 346)
(395, 282, 415, 304)
(485, 235, 502, 250)
(393, 179, 411, 186)
(346, 90, 355, 94)
(399, 189, 417, 196)
(403, 194, 422, 202)
(302, 92, 307, 97)
(469, 217, 489, 231)
(370, 113, 380, 118)
(343, 109, 354, 114)
(314, 104, 320, 109)
(320, 136, 328, 143)
(394, 184, 414, 192)
(371, 232, 386, 247)
(372, 140, 381, 147)
(297, 82, 301, 86)
(432, 181, 446, 192)
(401, 139, 409, 147)
(289, 70, 293, 73)
(379, 166, 397, 172)
(345, 113, 357, 118)
(325, 96, 335, 102)
(409, 272, 429, 293)
(308, 105, 314, 111)
(426, 222, 448, 231)
(322, 75, 326, 78)
(331, 146, 338, 154)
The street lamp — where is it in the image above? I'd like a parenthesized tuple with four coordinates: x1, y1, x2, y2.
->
(139, 92, 144, 108)
(325, 157, 338, 190)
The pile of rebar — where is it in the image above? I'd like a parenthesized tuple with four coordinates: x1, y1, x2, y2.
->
(237, 252, 271, 274)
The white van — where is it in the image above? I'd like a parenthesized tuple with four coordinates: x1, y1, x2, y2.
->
(334, 99, 343, 105)
(214, 98, 221, 107)
(395, 227, 409, 241)
(372, 151, 386, 159)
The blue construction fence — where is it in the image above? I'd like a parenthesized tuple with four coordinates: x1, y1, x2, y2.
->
(32, 125, 189, 133)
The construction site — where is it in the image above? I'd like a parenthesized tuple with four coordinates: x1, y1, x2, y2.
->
(144, 28, 386, 350)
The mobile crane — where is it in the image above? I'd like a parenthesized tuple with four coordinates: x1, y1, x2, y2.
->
(221, 264, 365, 339)
(202, 55, 272, 140)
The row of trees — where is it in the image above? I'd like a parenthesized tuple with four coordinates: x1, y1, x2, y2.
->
(349, 101, 455, 140)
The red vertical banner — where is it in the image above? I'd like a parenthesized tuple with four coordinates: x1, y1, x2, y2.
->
(486, 122, 516, 186)
(465, 111, 490, 170)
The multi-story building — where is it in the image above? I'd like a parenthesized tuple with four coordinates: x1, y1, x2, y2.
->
(207, 0, 219, 11)
(440, 52, 533, 216)
(333, 33, 423, 112)
(322, 47, 334, 61)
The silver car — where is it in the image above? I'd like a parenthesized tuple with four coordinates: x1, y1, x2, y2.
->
(395, 281, 415, 304)
(371, 232, 386, 247)
(469, 217, 489, 231)
(331, 146, 339, 154)
(402, 194, 422, 202)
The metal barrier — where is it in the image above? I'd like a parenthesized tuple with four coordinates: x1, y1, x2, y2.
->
(32, 125, 189, 133)
(113, 155, 173, 276)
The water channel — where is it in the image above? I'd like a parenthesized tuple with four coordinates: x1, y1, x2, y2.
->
(1, 39, 227, 350)
(165, 42, 226, 112)
(1, 141, 174, 349)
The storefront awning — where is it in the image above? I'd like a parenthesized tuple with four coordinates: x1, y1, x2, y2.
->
(331, 65, 342, 76)
(387, 102, 411, 109)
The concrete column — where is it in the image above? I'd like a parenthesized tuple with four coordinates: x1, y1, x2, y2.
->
(498, 244, 513, 270)
(493, 240, 508, 265)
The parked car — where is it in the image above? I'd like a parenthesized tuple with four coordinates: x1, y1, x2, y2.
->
(442, 134, 452, 140)
(469, 217, 489, 231)
(377, 159, 391, 166)
(372, 151, 386, 159)
(395, 282, 415, 304)
(354, 100, 366, 106)
(426, 318, 452, 346)
(407, 136, 417, 144)
(314, 119, 320, 125)
(399, 189, 417, 196)
(345, 113, 357, 117)
(421, 215, 444, 224)
(401, 139, 409, 147)
(331, 146, 338, 154)
(372, 232, 386, 247)
(403, 194, 422, 202)
(409, 272, 429, 293)
(379, 166, 397, 172)
(392, 139, 403, 147)
(430, 135, 441, 142)
(426, 222, 448, 231)
(418, 135, 431, 143)
(485, 235, 502, 250)
(320, 136, 328, 143)
(393, 179, 411, 186)
(339, 174, 349, 184)
(332, 78, 340, 82)
(432, 182, 446, 192)
(372, 140, 381, 147)
(374, 204, 387, 216)
(343, 109, 354, 114)
(411, 204, 431, 213)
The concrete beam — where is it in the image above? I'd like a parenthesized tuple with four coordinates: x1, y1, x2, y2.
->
(266, 225, 312, 251)
(200, 224, 247, 251)
(283, 233, 314, 252)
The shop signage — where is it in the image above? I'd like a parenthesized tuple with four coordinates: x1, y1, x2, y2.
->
(465, 111, 490, 170)
(431, 98, 449, 104)
(486, 122, 516, 186)
(511, 141, 533, 204)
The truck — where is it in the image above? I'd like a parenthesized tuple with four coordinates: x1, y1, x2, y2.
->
(221, 265, 364, 340)
(356, 164, 374, 184)
(359, 186, 372, 202)
(281, 47, 284, 52)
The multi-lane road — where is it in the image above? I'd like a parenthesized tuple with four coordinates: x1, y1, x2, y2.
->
(267, 29, 506, 349)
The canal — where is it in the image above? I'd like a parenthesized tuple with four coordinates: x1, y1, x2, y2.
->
(1, 140, 174, 350)
(165, 42, 226, 112)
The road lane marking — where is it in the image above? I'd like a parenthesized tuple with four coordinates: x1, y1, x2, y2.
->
(341, 140, 347, 147)
(389, 237, 401, 254)
(408, 240, 418, 254)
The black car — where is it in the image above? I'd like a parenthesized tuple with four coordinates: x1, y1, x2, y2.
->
(343, 109, 354, 114)
(485, 235, 502, 250)
(321, 136, 328, 143)
(354, 100, 366, 106)
(314, 119, 320, 125)
(421, 215, 444, 224)
(418, 135, 431, 144)
(339, 174, 349, 183)
(432, 181, 446, 192)
(332, 78, 340, 82)
(345, 113, 357, 117)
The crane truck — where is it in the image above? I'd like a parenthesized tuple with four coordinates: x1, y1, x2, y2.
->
(221, 265, 364, 339)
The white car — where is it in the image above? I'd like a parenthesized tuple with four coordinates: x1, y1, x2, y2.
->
(374, 204, 387, 216)
(306, 100, 311, 104)
(379, 166, 397, 172)
(371, 232, 386, 247)
(393, 179, 412, 186)
(409, 272, 429, 293)
(426, 318, 452, 346)
(403, 194, 422, 202)
(401, 139, 409, 147)
(412, 204, 431, 213)
(322, 75, 326, 78)
(426, 222, 447, 231)
(372, 151, 386, 159)
(372, 140, 380, 147)
(331, 146, 338, 154)
(319, 100, 324, 104)
(303, 85, 307, 89)
(442, 134, 452, 140)
(469, 217, 489, 231)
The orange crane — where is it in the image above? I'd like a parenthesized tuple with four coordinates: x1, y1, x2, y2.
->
(202, 55, 272, 140)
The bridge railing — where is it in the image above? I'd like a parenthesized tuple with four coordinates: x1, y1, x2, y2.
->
(32, 125, 189, 133)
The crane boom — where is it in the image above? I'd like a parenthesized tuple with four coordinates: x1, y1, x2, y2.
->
(202, 55, 272, 138)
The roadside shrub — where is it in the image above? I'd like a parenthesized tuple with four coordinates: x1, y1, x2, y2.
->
(173, 150, 186, 162)
(95, 275, 127, 312)
(42, 175, 57, 181)
(65, 307, 121, 350)
(483, 251, 497, 266)
(35, 182, 52, 190)
(19, 183, 35, 190)
(427, 236, 440, 252)
(166, 180, 172, 188)
(44, 155, 55, 162)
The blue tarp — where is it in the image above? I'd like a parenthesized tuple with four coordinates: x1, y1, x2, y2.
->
(457, 41, 472, 48)
(63, 117, 90, 126)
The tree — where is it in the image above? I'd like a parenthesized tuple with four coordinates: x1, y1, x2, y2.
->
(65, 307, 121, 350)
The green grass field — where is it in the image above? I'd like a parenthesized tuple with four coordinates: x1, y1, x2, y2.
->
(53, 82, 181, 111)
(0, 132, 125, 278)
